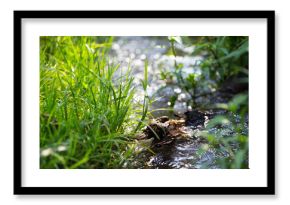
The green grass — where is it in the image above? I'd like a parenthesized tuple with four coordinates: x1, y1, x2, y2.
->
(40, 36, 146, 168)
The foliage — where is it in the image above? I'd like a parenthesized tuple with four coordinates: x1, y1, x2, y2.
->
(164, 36, 248, 107)
(193, 36, 248, 85)
(202, 94, 249, 168)
(40, 36, 145, 168)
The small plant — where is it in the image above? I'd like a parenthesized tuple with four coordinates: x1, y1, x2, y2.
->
(193, 36, 248, 85)
(134, 59, 150, 132)
(162, 36, 248, 108)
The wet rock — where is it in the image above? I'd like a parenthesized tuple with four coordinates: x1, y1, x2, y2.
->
(142, 117, 188, 141)
(184, 110, 206, 128)
(173, 101, 187, 116)
(144, 121, 168, 140)
(143, 117, 170, 140)
(156, 116, 170, 123)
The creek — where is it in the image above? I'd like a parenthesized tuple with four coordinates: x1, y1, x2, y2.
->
(110, 36, 248, 169)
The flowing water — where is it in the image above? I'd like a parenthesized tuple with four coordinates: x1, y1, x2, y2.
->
(110, 36, 248, 169)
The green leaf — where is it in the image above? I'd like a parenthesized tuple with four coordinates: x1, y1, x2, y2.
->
(219, 40, 248, 62)
(142, 59, 148, 91)
(228, 94, 248, 112)
(233, 150, 246, 169)
(168, 36, 182, 44)
(206, 115, 230, 129)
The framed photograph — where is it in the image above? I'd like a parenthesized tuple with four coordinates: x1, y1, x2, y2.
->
(14, 10, 275, 195)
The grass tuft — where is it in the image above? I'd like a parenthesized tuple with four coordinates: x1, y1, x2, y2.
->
(40, 36, 145, 168)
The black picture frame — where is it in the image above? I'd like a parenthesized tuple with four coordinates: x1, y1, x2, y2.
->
(14, 10, 275, 195)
